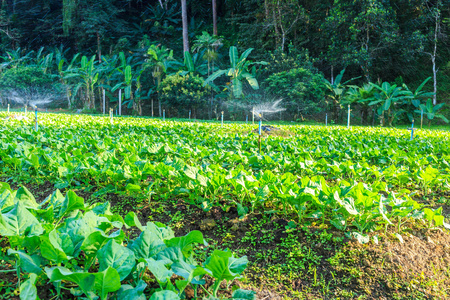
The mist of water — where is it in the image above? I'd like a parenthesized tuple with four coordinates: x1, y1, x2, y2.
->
(5, 88, 62, 108)
(251, 99, 286, 119)
(222, 98, 286, 120)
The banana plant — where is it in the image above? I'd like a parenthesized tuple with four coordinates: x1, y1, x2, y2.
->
(368, 81, 411, 126)
(70, 55, 101, 109)
(179, 51, 208, 76)
(147, 44, 174, 116)
(204, 46, 266, 99)
(343, 84, 375, 124)
(55, 52, 80, 109)
(34, 47, 54, 74)
(415, 99, 448, 126)
(323, 69, 358, 122)
(0, 48, 34, 70)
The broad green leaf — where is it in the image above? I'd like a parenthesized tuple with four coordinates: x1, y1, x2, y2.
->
(58, 190, 85, 219)
(204, 250, 248, 282)
(0, 202, 43, 239)
(144, 257, 173, 284)
(149, 290, 180, 300)
(45, 266, 95, 297)
(128, 224, 167, 259)
(15, 187, 38, 209)
(40, 230, 71, 264)
(232, 289, 256, 300)
(165, 230, 204, 258)
(124, 211, 145, 231)
(20, 273, 38, 300)
(7, 249, 42, 274)
(229, 46, 238, 69)
(97, 240, 135, 280)
(117, 280, 147, 300)
(93, 266, 122, 300)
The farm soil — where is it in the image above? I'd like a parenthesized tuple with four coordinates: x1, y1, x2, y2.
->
(1, 180, 450, 299)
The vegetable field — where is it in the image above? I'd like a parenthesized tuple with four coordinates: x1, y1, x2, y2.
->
(0, 112, 450, 299)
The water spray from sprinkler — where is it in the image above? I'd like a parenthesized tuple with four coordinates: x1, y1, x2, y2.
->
(251, 99, 286, 120)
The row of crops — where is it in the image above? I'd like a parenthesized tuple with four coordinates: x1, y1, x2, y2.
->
(0, 112, 449, 299)
(1, 113, 449, 239)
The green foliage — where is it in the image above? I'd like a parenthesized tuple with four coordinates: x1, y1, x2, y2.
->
(264, 67, 326, 115)
(0, 184, 251, 299)
(415, 99, 449, 125)
(0, 113, 448, 247)
(160, 72, 209, 116)
(367, 81, 411, 126)
(0, 66, 53, 90)
(204, 46, 267, 98)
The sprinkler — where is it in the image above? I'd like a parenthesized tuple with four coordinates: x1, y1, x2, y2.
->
(246, 115, 248, 123)
(189, 110, 191, 120)
(347, 105, 351, 129)
(34, 106, 38, 131)
(163, 109, 165, 121)
(420, 109, 423, 129)
(258, 113, 262, 154)
(110, 108, 113, 125)
(7, 104, 9, 113)
(252, 107, 254, 124)
(325, 113, 328, 126)
(409, 119, 415, 140)
(221, 111, 224, 127)
(102, 89, 106, 114)
(118, 89, 122, 116)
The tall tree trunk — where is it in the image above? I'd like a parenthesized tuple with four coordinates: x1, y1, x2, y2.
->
(330, 65, 334, 85)
(272, 6, 279, 49)
(181, 0, 189, 54)
(97, 31, 102, 63)
(432, 9, 439, 105)
(212, 0, 217, 36)
(276, 1, 285, 52)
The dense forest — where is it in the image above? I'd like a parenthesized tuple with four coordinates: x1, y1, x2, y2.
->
(0, 0, 449, 125)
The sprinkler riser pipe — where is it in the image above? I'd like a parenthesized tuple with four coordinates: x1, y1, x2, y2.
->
(102, 89, 106, 114)
(325, 113, 327, 126)
(410, 120, 414, 140)
(7, 104, 9, 113)
(347, 105, 350, 128)
(118, 90, 122, 116)
(34, 107, 38, 131)
(420, 110, 423, 129)
(163, 110, 165, 121)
